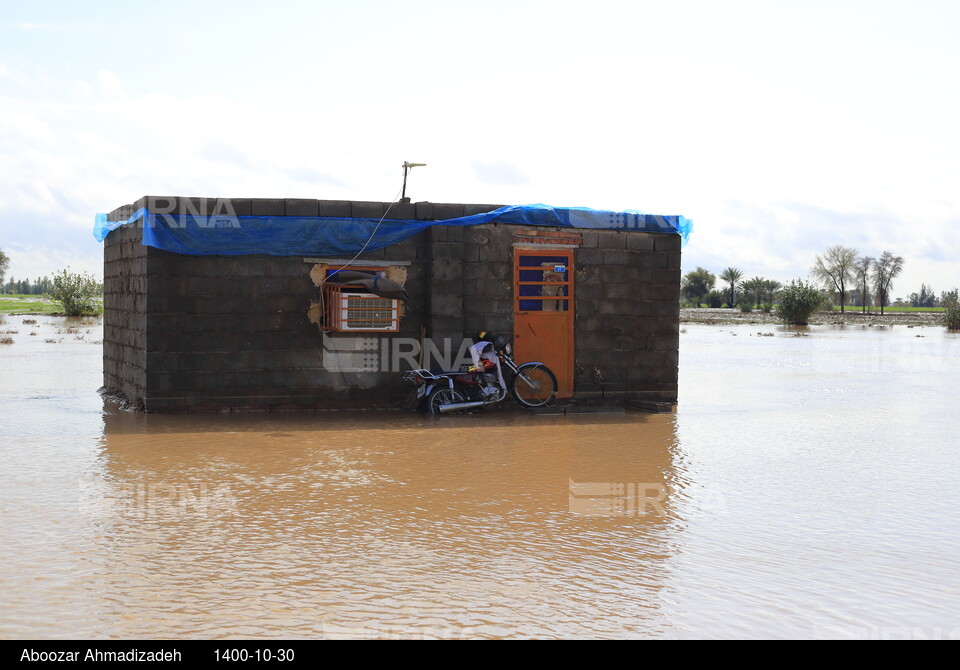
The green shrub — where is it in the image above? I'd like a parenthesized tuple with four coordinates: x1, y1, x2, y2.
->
(944, 301, 960, 331)
(776, 280, 827, 325)
(48, 269, 103, 316)
(739, 301, 753, 313)
(704, 290, 724, 308)
(761, 303, 773, 313)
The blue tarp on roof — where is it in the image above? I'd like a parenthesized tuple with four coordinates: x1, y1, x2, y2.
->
(94, 204, 692, 256)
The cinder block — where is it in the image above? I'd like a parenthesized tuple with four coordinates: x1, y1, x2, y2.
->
(468, 298, 511, 315)
(251, 199, 285, 216)
(462, 203, 503, 216)
(651, 333, 679, 351)
(430, 258, 463, 283)
(384, 202, 416, 220)
(596, 230, 626, 250)
(469, 314, 511, 335)
(427, 226, 447, 243)
(351, 201, 391, 219)
(427, 203, 465, 221)
(653, 301, 679, 318)
(602, 250, 634, 266)
(135, 195, 178, 215)
(278, 295, 305, 312)
(651, 254, 669, 269)
(654, 235, 682, 252)
(575, 282, 602, 301)
(478, 243, 509, 263)
(579, 231, 600, 248)
(318, 200, 351, 217)
(430, 293, 463, 319)
(647, 318, 680, 336)
(446, 225, 465, 243)
(177, 197, 218, 216)
(576, 248, 603, 265)
(459, 243, 480, 262)
(597, 366, 626, 385)
(225, 198, 252, 216)
(285, 199, 319, 217)
(626, 234, 655, 251)
(430, 315, 465, 340)
(602, 282, 636, 301)
(574, 297, 597, 318)
(415, 201, 435, 220)
(429, 241, 465, 261)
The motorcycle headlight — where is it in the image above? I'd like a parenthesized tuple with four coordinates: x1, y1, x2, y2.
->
(504, 343, 512, 355)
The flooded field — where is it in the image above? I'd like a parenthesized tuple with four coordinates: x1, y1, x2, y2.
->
(1, 317, 959, 639)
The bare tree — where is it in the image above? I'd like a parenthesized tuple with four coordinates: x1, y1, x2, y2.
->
(811, 245, 858, 313)
(872, 251, 905, 315)
(853, 255, 874, 313)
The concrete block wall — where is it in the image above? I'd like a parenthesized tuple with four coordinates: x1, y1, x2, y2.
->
(573, 231, 681, 403)
(458, 223, 680, 404)
(141, 242, 435, 411)
(103, 206, 148, 409)
(102, 196, 681, 411)
(460, 224, 516, 338)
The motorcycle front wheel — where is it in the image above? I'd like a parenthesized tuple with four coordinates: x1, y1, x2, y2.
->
(427, 387, 467, 416)
(510, 364, 558, 407)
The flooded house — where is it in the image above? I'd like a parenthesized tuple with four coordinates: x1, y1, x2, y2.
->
(97, 196, 690, 412)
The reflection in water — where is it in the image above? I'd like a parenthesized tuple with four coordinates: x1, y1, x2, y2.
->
(70, 410, 684, 639)
(3, 319, 960, 639)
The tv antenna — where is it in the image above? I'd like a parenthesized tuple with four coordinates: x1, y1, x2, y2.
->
(401, 161, 427, 203)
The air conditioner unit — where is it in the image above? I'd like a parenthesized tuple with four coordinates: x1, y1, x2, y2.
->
(330, 290, 399, 332)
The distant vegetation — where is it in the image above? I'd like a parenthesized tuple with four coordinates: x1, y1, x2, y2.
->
(48, 269, 104, 316)
(776, 280, 827, 325)
(943, 291, 960, 331)
(0, 249, 9, 287)
(0, 249, 104, 316)
(1, 247, 55, 295)
(811, 245, 858, 313)
(2, 276, 54, 295)
(680, 267, 715, 308)
(0, 295, 59, 315)
(681, 247, 957, 329)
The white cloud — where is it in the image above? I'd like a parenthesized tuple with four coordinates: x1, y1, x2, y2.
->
(97, 70, 125, 98)
(1, 2, 958, 294)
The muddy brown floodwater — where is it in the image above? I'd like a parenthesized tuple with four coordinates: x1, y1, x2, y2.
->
(1, 317, 959, 639)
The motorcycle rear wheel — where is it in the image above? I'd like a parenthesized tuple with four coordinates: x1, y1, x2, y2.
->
(427, 387, 467, 416)
(511, 364, 558, 407)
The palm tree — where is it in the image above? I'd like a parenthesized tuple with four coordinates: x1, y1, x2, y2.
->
(762, 279, 782, 309)
(720, 267, 743, 308)
(740, 276, 767, 309)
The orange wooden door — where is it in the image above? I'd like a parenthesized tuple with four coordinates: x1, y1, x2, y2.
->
(513, 250, 574, 397)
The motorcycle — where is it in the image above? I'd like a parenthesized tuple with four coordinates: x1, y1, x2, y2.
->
(403, 332, 558, 415)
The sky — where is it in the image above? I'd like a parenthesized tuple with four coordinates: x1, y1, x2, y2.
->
(1, 0, 958, 300)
